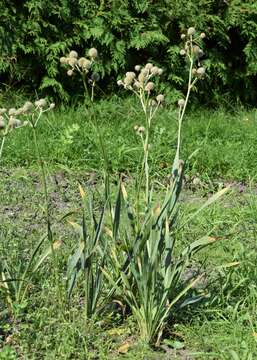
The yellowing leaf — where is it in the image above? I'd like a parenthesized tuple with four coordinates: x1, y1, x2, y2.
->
(79, 184, 86, 199)
(117, 342, 130, 354)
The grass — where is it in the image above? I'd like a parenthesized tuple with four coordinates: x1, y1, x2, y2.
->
(0, 96, 257, 359)
(1, 96, 257, 181)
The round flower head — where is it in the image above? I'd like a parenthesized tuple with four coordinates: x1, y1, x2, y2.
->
(135, 65, 141, 72)
(9, 117, 21, 128)
(178, 99, 185, 107)
(193, 45, 200, 56)
(69, 50, 78, 59)
(78, 57, 91, 70)
(181, 34, 186, 40)
(49, 103, 55, 109)
(180, 49, 186, 56)
(200, 32, 206, 39)
(126, 72, 136, 79)
(124, 76, 133, 86)
(138, 72, 145, 84)
(187, 27, 196, 36)
(67, 69, 74, 76)
(117, 80, 123, 86)
(133, 81, 141, 90)
(157, 68, 163, 76)
(150, 66, 160, 75)
(35, 98, 47, 108)
(8, 108, 17, 116)
(150, 99, 157, 107)
(0, 119, 5, 129)
(23, 101, 34, 113)
(134, 125, 139, 131)
(0, 108, 7, 115)
(88, 48, 98, 59)
(15, 108, 24, 116)
(137, 126, 145, 134)
(145, 82, 154, 92)
(145, 63, 153, 71)
(196, 67, 205, 77)
(141, 68, 149, 77)
(68, 57, 77, 67)
(60, 57, 68, 64)
(156, 94, 164, 103)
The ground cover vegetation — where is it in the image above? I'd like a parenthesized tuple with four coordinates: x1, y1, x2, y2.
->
(0, 18, 257, 360)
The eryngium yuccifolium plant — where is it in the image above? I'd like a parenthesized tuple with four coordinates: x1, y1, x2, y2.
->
(104, 28, 228, 346)
(0, 100, 55, 159)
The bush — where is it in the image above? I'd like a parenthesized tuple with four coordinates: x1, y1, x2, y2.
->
(1, 0, 257, 103)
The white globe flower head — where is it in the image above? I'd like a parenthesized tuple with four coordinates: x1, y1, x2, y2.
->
(187, 27, 196, 36)
(178, 99, 185, 108)
(9, 116, 21, 128)
(60, 57, 68, 64)
(69, 50, 78, 59)
(145, 82, 154, 92)
(156, 94, 164, 103)
(0, 108, 7, 115)
(196, 67, 205, 77)
(134, 65, 141, 72)
(88, 48, 98, 59)
(8, 108, 17, 116)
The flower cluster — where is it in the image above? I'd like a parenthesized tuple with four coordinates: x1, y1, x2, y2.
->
(179, 27, 206, 79)
(0, 99, 55, 132)
(60, 48, 98, 76)
(118, 63, 163, 95)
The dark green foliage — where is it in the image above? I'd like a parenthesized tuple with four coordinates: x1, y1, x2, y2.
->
(1, 0, 257, 103)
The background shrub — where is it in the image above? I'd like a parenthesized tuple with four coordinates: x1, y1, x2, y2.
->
(1, 0, 257, 104)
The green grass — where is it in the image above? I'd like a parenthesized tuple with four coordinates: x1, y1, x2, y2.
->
(1, 96, 257, 181)
(1, 96, 257, 359)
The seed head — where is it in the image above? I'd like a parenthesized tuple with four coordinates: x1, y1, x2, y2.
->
(68, 57, 77, 67)
(138, 73, 145, 84)
(126, 72, 136, 79)
(200, 32, 206, 39)
(49, 103, 55, 110)
(22, 101, 34, 113)
(69, 50, 78, 59)
(60, 57, 68, 64)
(141, 68, 149, 77)
(150, 99, 157, 107)
(180, 49, 186, 56)
(0, 108, 7, 115)
(150, 66, 159, 75)
(133, 81, 141, 90)
(158, 68, 163, 76)
(145, 63, 153, 70)
(78, 57, 91, 70)
(137, 126, 145, 134)
(196, 67, 205, 77)
(35, 98, 47, 108)
(193, 45, 200, 57)
(178, 99, 185, 108)
(8, 108, 17, 116)
(117, 80, 123, 86)
(67, 69, 74, 76)
(15, 108, 24, 116)
(156, 94, 164, 103)
(145, 82, 154, 92)
(135, 65, 141, 72)
(134, 125, 139, 131)
(124, 76, 134, 86)
(0, 119, 5, 129)
(88, 48, 98, 59)
(9, 116, 21, 128)
(181, 34, 186, 40)
(187, 27, 196, 36)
